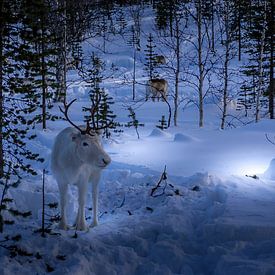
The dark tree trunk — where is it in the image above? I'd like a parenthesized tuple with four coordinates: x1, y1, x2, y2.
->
(41, 21, 47, 130)
(238, 1, 242, 61)
(133, 48, 136, 100)
(0, 0, 4, 178)
(174, 16, 180, 127)
(198, 0, 204, 128)
(221, 29, 229, 129)
(269, 0, 274, 119)
(211, 1, 215, 51)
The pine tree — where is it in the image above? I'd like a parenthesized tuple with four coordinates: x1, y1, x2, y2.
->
(125, 107, 144, 139)
(155, 0, 170, 32)
(95, 89, 117, 139)
(144, 33, 159, 80)
(71, 42, 83, 70)
(127, 25, 140, 100)
(20, 0, 59, 129)
(0, 0, 44, 232)
(238, 0, 273, 121)
(156, 115, 168, 130)
(50, 0, 102, 102)
(0, 0, 44, 180)
(154, 0, 181, 36)
(216, 0, 238, 129)
(81, 53, 117, 138)
(266, 0, 274, 119)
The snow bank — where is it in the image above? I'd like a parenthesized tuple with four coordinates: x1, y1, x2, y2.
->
(263, 158, 275, 180)
(173, 133, 194, 142)
(148, 128, 171, 138)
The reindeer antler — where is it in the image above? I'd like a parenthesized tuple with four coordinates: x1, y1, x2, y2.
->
(59, 99, 87, 134)
(59, 98, 114, 135)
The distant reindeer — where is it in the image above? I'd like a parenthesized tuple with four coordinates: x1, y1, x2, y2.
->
(51, 99, 111, 231)
(146, 78, 168, 102)
(154, 55, 166, 65)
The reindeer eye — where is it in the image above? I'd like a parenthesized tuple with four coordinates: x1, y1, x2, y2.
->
(82, 142, 89, 147)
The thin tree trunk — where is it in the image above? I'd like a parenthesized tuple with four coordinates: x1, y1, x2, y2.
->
(238, 1, 242, 61)
(0, 164, 11, 233)
(133, 47, 136, 100)
(256, 1, 267, 122)
(174, 17, 180, 127)
(162, 96, 172, 128)
(221, 10, 230, 130)
(63, 0, 67, 104)
(198, 0, 204, 128)
(211, 1, 215, 52)
(41, 22, 47, 130)
(0, 0, 4, 178)
(269, 0, 274, 119)
(55, 0, 66, 103)
(41, 169, 45, 237)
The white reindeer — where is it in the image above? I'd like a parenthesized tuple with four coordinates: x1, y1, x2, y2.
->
(146, 78, 168, 102)
(51, 100, 111, 231)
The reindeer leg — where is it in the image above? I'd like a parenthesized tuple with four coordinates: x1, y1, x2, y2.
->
(91, 173, 101, 227)
(76, 182, 88, 231)
(58, 181, 69, 230)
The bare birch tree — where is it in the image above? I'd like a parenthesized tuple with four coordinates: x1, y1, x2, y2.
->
(183, 0, 215, 128)
(217, 0, 238, 129)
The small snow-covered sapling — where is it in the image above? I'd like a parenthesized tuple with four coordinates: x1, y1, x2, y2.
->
(156, 115, 168, 130)
(125, 107, 144, 139)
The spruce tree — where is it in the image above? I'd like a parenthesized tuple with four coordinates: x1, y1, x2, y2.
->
(156, 115, 168, 130)
(125, 107, 144, 139)
(127, 25, 140, 100)
(0, 0, 44, 232)
(154, 0, 181, 36)
(20, 0, 59, 130)
(81, 53, 117, 138)
(238, 0, 273, 121)
(144, 33, 159, 80)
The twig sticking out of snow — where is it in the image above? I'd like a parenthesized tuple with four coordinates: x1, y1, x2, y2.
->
(98, 193, 126, 218)
(245, 174, 259, 180)
(150, 165, 168, 197)
(111, 194, 126, 214)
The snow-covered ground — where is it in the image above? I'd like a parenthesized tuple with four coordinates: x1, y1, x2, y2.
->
(1, 101, 275, 275)
(1, 6, 275, 275)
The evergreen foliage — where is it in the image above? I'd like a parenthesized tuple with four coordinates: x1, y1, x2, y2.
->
(0, 1, 45, 183)
(154, 0, 181, 35)
(156, 115, 168, 130)
(81, 53, 118, 138)
(125, 107, 144, 139)
(237, 0, 274, 120)
(20, 0, 59, 129)
(144, 33, 159, 80)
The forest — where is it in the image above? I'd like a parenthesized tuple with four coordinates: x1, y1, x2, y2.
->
(0, 0, 275, 274)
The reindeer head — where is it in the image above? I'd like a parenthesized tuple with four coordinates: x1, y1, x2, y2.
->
(59, 99, 112, 168)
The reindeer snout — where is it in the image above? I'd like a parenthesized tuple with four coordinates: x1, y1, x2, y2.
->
(102, 156, 111, 166)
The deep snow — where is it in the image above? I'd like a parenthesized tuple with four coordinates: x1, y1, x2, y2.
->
(1, 110, 275, 275)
